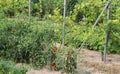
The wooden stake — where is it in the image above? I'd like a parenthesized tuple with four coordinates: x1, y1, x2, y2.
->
(29, 0, 31, 22)
(62, 0, 66, 48)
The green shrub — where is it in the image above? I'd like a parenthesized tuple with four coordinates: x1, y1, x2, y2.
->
(0, 19, 55, 68)
(0, 0, 28, 17)
(52, 0, 120, 54)
(51, 47, 77, 74)
(0, 19, 31, 62)
(0, 60, 28, 74)
(29, 28, 54, 68)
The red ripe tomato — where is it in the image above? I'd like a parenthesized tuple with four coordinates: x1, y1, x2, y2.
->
(53, 47, 58, 51)
(52, 63, 56, 69)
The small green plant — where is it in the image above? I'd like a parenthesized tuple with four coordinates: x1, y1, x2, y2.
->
(63, 48, 77, 74)
(52, 47, 77, 74)
(0, 60, 28, 74)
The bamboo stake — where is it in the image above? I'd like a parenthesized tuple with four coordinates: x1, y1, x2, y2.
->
(29, 0, 31, 22)
(62, 0, 66, 48)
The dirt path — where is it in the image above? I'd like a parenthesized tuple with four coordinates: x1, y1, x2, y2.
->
(78, 49, 120, 74)
(26, 68, 61, 74)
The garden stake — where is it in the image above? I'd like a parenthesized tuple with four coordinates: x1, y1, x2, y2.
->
(29, 0, 31, 22)
(103, 0, 111, 63)
(62, 0, 66, 48)
(78, 0, 111, 51)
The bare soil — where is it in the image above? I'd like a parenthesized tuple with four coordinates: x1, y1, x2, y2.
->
(78, 49, 120, 74)
(26, 68, 61, 74)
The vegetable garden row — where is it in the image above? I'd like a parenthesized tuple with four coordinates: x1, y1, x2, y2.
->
(0, 0, 120, 74)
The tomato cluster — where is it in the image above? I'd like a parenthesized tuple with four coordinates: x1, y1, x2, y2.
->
(51, 46, 58, 70)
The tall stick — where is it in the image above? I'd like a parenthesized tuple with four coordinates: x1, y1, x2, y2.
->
(103, 0, 111, 63)
(29, 0, 31, 22)
(62, 0, 66, 48)
(93, 0, 111, 27)
(78, 0, 111, 51)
